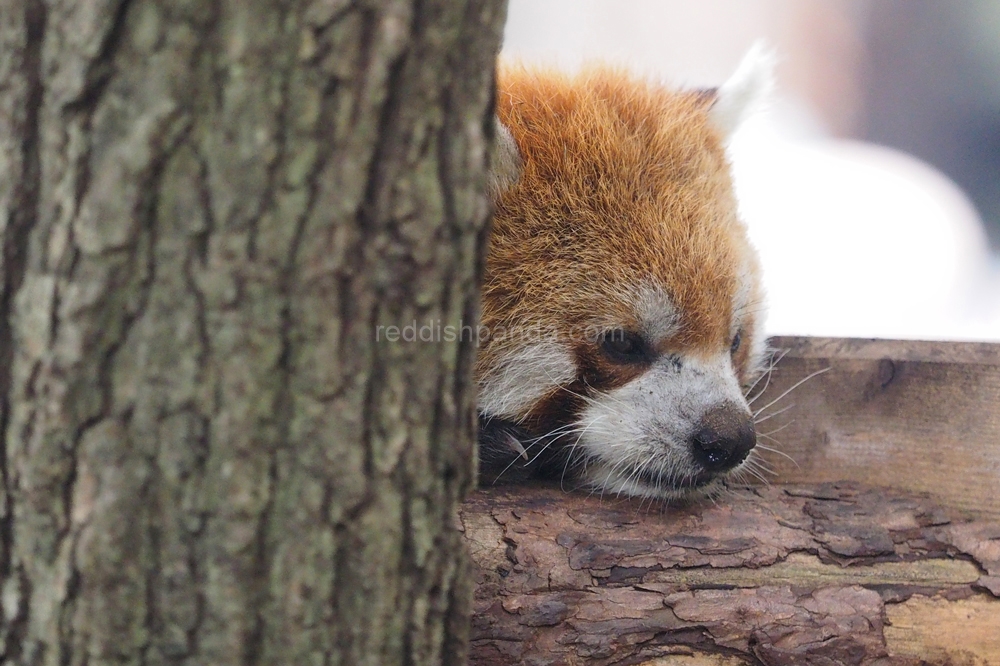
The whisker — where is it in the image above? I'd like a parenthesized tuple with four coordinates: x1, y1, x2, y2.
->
(558, 416, 606, 490)
(728, 468, 752, 488)
(490, 417, 602, 483)
(753, 367, 830, 418)
(742, 465, 770, 485)
(522, 422, 588, 444)
(616, 453, 656, 499)
(742, 454, 775, 478)
(745, 348, 787, 403)
(754, 442, 798, 466)
(754, 403, 794, 425)
(744, 455, 775, 476)
(758, 432, 786, 446)
(759, 421, 794, 438)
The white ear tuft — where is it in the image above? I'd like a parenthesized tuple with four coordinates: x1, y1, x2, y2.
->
(710, 42, 776, 136)
(487, 118, 522, 197)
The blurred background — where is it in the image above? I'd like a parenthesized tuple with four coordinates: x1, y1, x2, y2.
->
(501, 0, 1000, 341)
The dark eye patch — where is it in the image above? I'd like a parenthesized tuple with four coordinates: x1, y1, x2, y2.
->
(599, 329, 653, 365)
(730, 330, 742, 356)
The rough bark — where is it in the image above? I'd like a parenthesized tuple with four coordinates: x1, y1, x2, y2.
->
(0, 0, 505, 664)
(462, 483, 1000, 666)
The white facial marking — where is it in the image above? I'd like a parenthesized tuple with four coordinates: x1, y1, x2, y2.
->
(630, 282, 680, 344)
(477, 341, 576, 419)
(575, 354, 750, 498)
(732, 252, 768, 378)
(487, 119, 522, 196)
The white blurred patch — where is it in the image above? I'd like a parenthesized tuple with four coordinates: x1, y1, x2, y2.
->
(729, 102, 1000, 341)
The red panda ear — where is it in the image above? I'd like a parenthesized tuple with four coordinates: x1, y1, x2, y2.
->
(692, 88, 719, 106)
(487, 118, 522, 196)
(707, 42, 776, 137)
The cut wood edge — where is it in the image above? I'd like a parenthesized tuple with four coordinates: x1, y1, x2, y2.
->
(767, 335, 1000, 365)
(885, 594, 1000, 663)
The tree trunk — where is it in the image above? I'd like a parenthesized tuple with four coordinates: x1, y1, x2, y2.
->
(0, 1, 505, 664)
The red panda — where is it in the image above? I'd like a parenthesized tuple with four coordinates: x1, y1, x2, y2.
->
(477, 49, 772, 499)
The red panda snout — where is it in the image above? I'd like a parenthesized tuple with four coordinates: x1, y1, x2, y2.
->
(690, 403, 757, 472)
(572, 351, 756, 499)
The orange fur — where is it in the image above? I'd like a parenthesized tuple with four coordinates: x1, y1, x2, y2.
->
(477, 66, 763, 390)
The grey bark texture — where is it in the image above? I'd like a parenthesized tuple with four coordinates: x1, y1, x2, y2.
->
(0, 0, 506, 664)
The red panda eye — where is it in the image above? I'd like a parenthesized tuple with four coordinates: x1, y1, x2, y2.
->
(600, 330, 650, 364)
(730, 330, 742, 356)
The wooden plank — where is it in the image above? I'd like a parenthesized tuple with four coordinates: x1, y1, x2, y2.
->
(750, 336, 1000, 516)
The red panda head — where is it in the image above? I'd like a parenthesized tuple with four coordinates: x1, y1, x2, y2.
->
(477, 50, 772, 499)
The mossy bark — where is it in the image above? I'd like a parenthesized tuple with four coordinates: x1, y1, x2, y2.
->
(0, 1, 505, 664)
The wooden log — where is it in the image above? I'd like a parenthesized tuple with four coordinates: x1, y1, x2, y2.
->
(462, 483, 1000, 665)
(750, 336, 1000, 516)
(462, 337, 1000, 664)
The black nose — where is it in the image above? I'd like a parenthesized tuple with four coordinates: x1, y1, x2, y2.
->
(689, 403, 756, 472)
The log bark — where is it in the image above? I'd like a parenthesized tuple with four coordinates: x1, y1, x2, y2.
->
(0, 1, 505, 664)
(462, 483, 1000, 666)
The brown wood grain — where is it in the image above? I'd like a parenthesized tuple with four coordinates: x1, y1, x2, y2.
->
(462, 482, 1000, 666)
(749, 336, 1000, 516)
